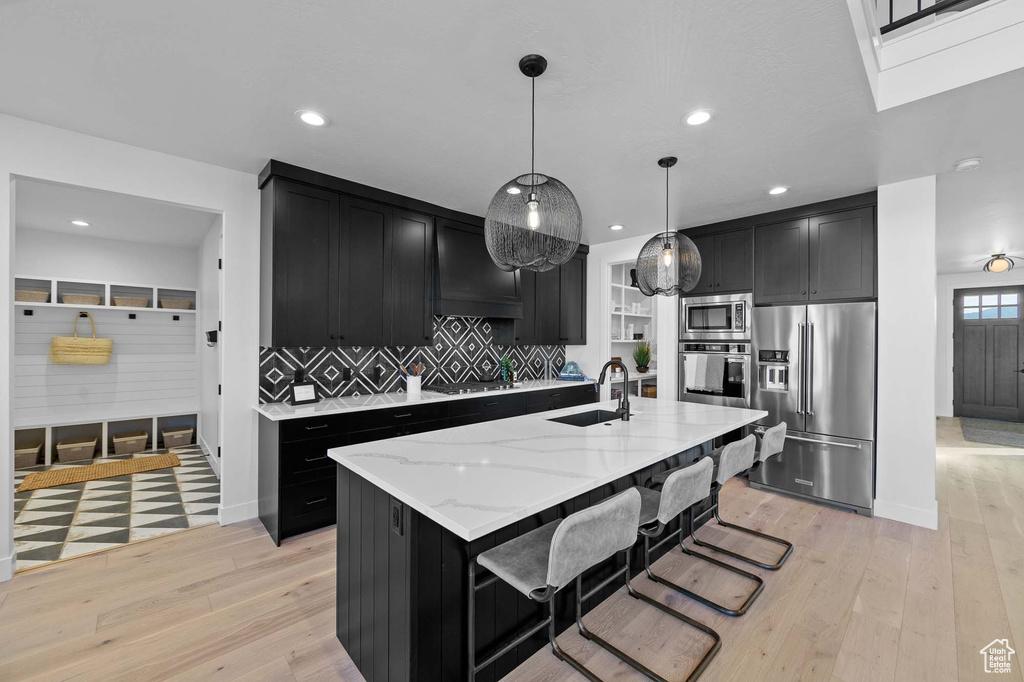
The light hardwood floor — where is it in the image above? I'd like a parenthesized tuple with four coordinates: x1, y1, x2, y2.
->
(1, 418, 1020, 681)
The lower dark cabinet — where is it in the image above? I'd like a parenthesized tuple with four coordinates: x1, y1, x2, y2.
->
(259, 386, 597, 544)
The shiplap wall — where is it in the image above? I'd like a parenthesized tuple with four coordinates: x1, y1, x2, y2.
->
(14, 306, 197, 427)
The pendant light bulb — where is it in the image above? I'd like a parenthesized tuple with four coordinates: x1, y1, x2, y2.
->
(662, 246, 673, 267)
(527, 194, 540, 230)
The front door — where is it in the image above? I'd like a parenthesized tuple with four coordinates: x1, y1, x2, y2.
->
(954, 286, 1024, 421)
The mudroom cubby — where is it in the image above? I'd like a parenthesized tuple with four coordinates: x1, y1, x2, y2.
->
(157, 414, 198, 448)
(14, 277, 51, 303)
(51, 422, 103, 464)
(56, 280, 106, 306)
(13, 276, 196, 314)
(107, 418, 155, 455)
(13, 428, 46, 469)
(156, 288, 196, 311)
(109, 284, 153, 309)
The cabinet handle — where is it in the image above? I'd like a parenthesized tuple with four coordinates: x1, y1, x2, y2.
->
(548, 392, 562, 397)
(707, 283, 712, 288)
(330, 335, 336, 340)
(305, 497, 328, 506)
(304, 424, 328, 431)
(484, 401, 499, 407)
(716, 283, 721, 286)
(304, 455, 328, 462)
(393, 412, 413, 418)
(812, 290, 817, 294)
(801, 291, 807, 295)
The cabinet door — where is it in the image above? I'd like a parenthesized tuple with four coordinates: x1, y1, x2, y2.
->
(754, 219, 809, 305)
(338, 197, 393, 346)
(536, 268, 561, 345)
(714, 228, 753, 293)
(690, 235, 716, 295)
(391, 210, 435, 346)
(558, 253, 587, 345)
(272, 180, 341, 347)
(515, 269, 539, 345)
(809, 207, 875, 301)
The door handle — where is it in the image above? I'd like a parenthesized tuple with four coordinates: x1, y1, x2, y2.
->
(806, 322, 814, 416)
(797, 323, 805, 415)
(753, 428, 862, 449)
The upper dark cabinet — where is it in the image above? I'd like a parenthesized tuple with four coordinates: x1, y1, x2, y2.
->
(434, 219, 522, 319)
(558, 253, 587, 345)
(515, 269, 539, 345)
(390, 210, 435, 346)
(808, 207, 875, 301)
(690, 235, 716, 294)
(338, 197, 393, 346)
(264, 179, 341, 348)
(754, 219, 810, 305)
(714, 229, 753, 293)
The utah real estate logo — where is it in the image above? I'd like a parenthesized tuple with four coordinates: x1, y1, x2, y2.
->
(980, 639, 1015, 674)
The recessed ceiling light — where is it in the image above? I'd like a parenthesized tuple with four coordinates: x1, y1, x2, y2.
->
(506, 186, 522, 195)
(609, 224, 624, 231)
(683, 109, 714, 126)
(766, 186, 789, 196)
(295, 110, 328, 127)
(70, 220, 90, 227)
(954, 157, 982, 172)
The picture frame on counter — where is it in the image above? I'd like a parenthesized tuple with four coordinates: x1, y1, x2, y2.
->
(288, 381, 320, 406)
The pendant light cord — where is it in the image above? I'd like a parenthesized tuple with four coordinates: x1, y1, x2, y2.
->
(665, 163, 670, 240)
(531, 75, 536, 186)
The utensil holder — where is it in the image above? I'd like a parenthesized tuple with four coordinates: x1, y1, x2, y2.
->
(406, 375, 421, 398)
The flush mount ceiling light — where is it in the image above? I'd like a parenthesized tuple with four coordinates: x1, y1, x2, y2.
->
(766, 186, 789, 196)
(683, 109, 714, 126)
(70, 220, 90, 227)
(954, 157, 982, 172)
(983, 253, 1017, 273)
(484, 55, 582, 272)
(609, 224, 624, 231)
(634, 157, 702, 297)
(295, 110, 328, 127)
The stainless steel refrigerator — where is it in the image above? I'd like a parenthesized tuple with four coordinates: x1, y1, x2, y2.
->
(749, 302, 876, 515)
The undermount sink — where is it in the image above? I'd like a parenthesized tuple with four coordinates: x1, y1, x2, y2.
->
(547, 409, 629, 427)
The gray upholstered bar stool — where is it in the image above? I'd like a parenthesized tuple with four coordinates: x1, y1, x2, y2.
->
(467, 488, 722, 682)
(633, 457, 765, 617)
(682, 428, 793, 571)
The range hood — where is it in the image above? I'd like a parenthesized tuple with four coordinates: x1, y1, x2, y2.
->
(434, 219, 523, 319)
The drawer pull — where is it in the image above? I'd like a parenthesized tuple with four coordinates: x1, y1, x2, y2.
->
(304, 455, 328, 463)
(306, 497, 328, 506)
(304, 424, 329, 431)
(393, 412, 413, 418)
(484, 401, 499, 407)
(548, 392, 561, 397)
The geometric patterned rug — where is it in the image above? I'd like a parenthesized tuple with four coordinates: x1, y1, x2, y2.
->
(12, 445, 219, 572)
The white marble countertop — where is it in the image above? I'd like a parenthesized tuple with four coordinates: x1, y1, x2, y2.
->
(328, 397, 767, 541)
(255, 379, 596, 421)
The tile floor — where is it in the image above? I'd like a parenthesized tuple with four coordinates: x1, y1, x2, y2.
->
(12, 445, 220, 571)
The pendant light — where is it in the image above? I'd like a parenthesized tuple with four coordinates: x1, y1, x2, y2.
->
(635, 157, 702, 296)
(484, 55, 583, 272)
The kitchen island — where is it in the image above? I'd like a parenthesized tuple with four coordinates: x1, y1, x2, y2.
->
(329, 397, 766, 681)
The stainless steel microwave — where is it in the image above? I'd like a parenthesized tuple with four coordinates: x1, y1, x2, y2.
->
(680, 292, 751, 340)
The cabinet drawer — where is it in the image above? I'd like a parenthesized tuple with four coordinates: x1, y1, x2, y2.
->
(348, 425, 403, 445)
(281, 416, 341, 443)
(527, 385, 596, 411)
(280, 478, 337, 537)
(281, 436, 341, 484)
(451, 407, 525, 427)
(355, 403, 449, 430)
(448, 393, 527, 418)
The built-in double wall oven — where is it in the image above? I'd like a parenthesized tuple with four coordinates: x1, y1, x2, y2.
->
(678, 293, 752, 408)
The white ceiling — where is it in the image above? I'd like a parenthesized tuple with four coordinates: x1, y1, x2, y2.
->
(14, 178, 219, 247)
(1, 0, 1023, 255)
(937, 158, 1024, 275)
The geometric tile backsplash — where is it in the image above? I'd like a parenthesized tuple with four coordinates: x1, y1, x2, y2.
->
(259, 316, 566, 403)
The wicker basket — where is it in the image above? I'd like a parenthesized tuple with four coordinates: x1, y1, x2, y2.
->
(14, 443, 43, 469)
(56, 437, 98, 462)
(162, 426, 194, 449)
(113, 430, 149, 455)
(641, 385, 658, 398)
(15, 290, 50, 303)
(61, 293, 103, 305)
(113, 296, 149, 308)
(160, 299, 192, 310)
(50, 312, 113, 365)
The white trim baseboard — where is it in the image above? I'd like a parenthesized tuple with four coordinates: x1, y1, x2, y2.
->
(197, 434, 221, 477)
(873, 497, 939, 530)
(0, 552, 14, 582)
(218, 499, 259, 526)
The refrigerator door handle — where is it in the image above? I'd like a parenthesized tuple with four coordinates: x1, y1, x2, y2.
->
(753, 428, 863, 450)
(797, 322, 805, 415)
(806, 322, 814, 417)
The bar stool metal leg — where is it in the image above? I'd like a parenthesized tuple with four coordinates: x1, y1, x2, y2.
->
(689, 489, 794, 571)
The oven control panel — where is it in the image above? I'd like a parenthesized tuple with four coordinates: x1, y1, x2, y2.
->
(682, 343, 747, 354)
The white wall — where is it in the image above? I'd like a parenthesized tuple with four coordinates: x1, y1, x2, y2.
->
(875, 176, 939, 529)
(570, 234, 678, 403)
(197, 219, 222, 466)
(935, 268, 1024, 417)
(0, 113, 260, 581)
(15, 228, 198, 289)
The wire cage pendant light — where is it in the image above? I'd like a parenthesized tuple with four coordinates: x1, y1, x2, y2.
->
(484, 55, 583, 272)
(635, 157, 702, 297)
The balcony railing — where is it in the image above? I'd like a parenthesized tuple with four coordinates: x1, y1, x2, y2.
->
(880, 0, 988, 34)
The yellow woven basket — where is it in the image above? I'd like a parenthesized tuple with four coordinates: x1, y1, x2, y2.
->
(50, 312, 113, 365)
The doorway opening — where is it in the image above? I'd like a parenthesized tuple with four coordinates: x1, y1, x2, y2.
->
(11, 177, 223, 571)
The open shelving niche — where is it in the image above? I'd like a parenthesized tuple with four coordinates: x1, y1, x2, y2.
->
(12, 274, 201, 467)
(608, 262, 659, 398)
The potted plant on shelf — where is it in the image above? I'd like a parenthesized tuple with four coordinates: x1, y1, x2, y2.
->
(633, 340, 651, 374)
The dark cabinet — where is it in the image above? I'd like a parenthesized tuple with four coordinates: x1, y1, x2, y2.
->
(391, 210, 435, 346)
(754, 219, 810, 305)
(714, 229, 753, 293)
(808, 207, 875, 301)
(690, 235, 716, 294)
(515, 269, 539, 345)
(338, 197, 393, 346)
(559, 254, 587, 344)
(536, 268, 561, 344)
(266, 179, 342, 347)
